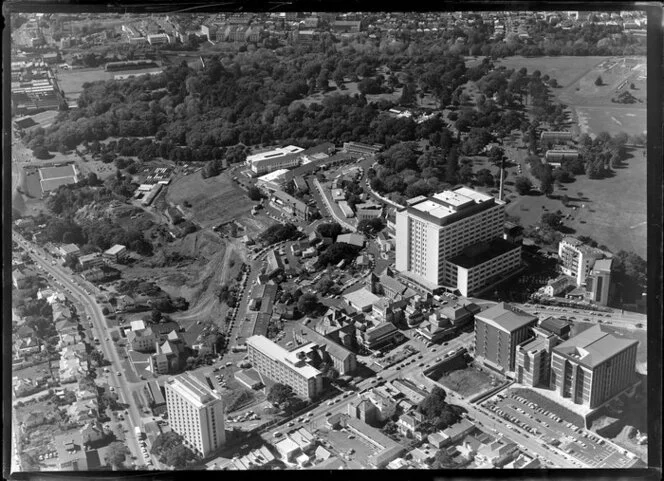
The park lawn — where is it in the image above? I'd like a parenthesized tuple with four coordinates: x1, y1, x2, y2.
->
(576, 106, 647, 137)
(165, 170, 252, 229)
(494, 56, 609, 88)
(437, 366, 496, 398)
(505, 147, 646, 259)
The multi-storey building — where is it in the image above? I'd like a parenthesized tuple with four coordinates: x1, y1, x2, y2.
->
(550, 325, 638, 409)
(246, 145, 304, 175)
(164, 372, 226, 457)
(474, 302, 538, 373)
(270, 190, 315, 221)
(395, 187, 521, 295)
(585, 258, 613, 306)
(246, 335, 324, 400)
(515, 326, 561, 387)
(558, 237, 606, 286)
(343, 141, 383, 156)
(292, 325, 357, 375)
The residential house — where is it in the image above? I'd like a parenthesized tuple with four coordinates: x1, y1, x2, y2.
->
(396, 411, 426, 440)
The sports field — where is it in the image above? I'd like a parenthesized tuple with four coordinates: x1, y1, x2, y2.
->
(165, 171, 252, 229)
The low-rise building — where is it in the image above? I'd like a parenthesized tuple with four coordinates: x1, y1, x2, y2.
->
(78, 253, 104, 270)
(343, 141, 382, 156)
(271, 190, 315, 221)
(103, 244, 127, 262)
(58, 243, 81, 258)
(355, 202, 383, 221)
(292, 324, 357, 375)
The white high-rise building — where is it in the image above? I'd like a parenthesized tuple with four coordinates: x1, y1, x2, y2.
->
(395, 187, 521, 296)
(165, 372, 226, 457)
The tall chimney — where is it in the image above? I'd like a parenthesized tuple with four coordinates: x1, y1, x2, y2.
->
(499, 156, 505, 202)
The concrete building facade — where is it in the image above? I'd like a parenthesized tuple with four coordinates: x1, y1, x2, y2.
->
(550, 325, 638, 409)
(395, 187, 520, 294)
(246, 335, 324, 400)
(165, 372, 226, 457)
(474, 302, 538, 373)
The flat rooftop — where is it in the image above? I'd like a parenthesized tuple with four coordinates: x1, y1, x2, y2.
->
(447, 238, 520, 269)
(405, 187, 499, 224)
(247, 335, 320, 379)
(166, 372, 221, 408)
(247, 145, 303, 163)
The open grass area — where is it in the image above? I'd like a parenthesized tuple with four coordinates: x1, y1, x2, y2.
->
(436, 365, 496, 398)
(505, 146, 646, 259)
(165, 171, 252, 229)
(55, 67, 111, 100)
(494, 56, 646, 138)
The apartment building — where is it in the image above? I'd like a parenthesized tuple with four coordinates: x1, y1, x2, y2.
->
(558, 237, 607, 286)
(165, 372, 226, 457)
(395, 187, 520, 294)
(246, 335, 324, 400)
(474, 302, 538, 373)
(550, 325, 638, 409)
(246, 145, 304, 175)
(103, 244, 127, 262)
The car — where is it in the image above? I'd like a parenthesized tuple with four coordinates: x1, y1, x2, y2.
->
(273, 431, 283, 438)
(325, 411, 332, 416)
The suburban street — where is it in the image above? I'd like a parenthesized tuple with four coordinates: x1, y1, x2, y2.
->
(12, 231, 148, 468)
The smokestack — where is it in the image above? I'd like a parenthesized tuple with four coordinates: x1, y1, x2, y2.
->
(499, 156, 505, 202)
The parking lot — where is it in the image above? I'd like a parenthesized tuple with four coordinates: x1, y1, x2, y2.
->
(483, 390, 633, 468)
(317, 425, 377, 465)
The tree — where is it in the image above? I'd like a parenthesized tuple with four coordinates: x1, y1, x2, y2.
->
(247, 186, 262, 201)
(32, 145, 53, 159)
(267, 383, 294, 405)
(595, 76, 603, 86)
(316, 222, 342, 240)
(539, 170, 554, 196)
(630, 82, 636, 89)
(541, 212, 563, 230)
(87, 172, 100, 186)
(106, 442, 130, 469)
(315, 276, 334, 296)
(357, 217, 385, 235)
(297, 292, 320, 315)
(475, 169, 494, 187)
(399, 82, 417, 106)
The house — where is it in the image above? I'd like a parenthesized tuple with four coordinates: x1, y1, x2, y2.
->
(376, 232, 394, 253)
(358, 321, 402, 351)
(14, 336, 40, 357)
(79, 421, 106, 445)
(355, 202, 383, 221)
(544, 275, 574, 297)
(396, 411, 426, 440)
(336, 233, 365, 248)
(127, 327, 157, 352)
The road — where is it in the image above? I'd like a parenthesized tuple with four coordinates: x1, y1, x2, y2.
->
(463, 296, 646, 331)
(12, 231, 149, 469)
(257, 329, 583, 468)
(311, 177, 356, 232)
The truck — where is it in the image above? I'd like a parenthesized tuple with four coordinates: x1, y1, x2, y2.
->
(134, 426, 144, 439)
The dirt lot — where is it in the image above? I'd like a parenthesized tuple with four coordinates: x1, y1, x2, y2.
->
(435, 365, 497, 398)
(166, 171, 254, 229)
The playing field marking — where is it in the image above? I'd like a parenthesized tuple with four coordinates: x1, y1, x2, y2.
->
(630, 221, 646, 229)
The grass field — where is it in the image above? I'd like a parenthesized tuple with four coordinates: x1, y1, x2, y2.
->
(166, 171, 252, 229)
(55, 68, 111, 100)
(494, 56, 647, 138)
(292, 80, 403, 108)
(505, 146, 646, 259)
